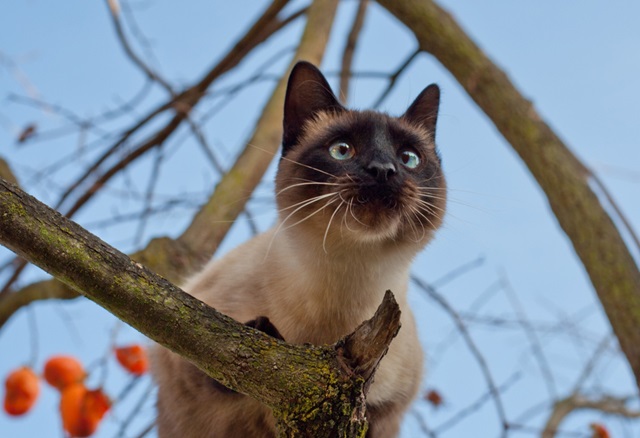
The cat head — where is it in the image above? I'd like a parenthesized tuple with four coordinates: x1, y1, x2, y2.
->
(275, 61, 446, 249)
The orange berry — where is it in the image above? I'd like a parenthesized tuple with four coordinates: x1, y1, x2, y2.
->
(3, 367, 40, 416)
(590, 423, 611, 438)
(424, 389, 444, 408)
(44, 356, 85, 390)
(60, 384, 110, 437)
(115, 344, 148, 375)
(84, 388, 110, 423)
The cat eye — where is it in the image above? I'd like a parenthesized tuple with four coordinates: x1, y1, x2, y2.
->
(328, 142, 355, 161)
(399, 150, 420, 169)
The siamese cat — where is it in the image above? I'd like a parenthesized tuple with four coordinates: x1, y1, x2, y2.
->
(152, 61, 446, 437)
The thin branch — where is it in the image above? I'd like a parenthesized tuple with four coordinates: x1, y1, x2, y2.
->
(411, 275, 510, 437)
(339, 0, 369, 104)
(500, 270, 557, 399)
(104, 0, 174, 93)
(433, 372, 521, 434)
(542, 394, 640, 438)
(571, 335, 614, 394)
(133, 145, 165, 246)
(114, 378, 155, 438)
(431, 255, 484, 288)
(372, 48, 420, 109)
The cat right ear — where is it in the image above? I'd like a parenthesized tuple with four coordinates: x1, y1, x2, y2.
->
(282, 61, 344, 155)
(402, 84, 440, 136)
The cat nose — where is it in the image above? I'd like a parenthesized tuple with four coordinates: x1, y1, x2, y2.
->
(366, 160, 397, 181)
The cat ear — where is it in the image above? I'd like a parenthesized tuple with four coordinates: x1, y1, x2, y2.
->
(282, 61, 344, 154)
(402, 84, 440, 135)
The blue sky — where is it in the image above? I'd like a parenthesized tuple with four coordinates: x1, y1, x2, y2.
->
(1, 1, 639, 437)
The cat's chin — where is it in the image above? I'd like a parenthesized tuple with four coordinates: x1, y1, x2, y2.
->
(342, 216, 404, 244)
(328, 205, 431, 246)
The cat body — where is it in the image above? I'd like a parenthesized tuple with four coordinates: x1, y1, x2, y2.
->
(153, 62, 446, 437)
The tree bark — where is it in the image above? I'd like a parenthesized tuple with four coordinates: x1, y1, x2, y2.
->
(0, 177, 400, 437)
(377, 0, 640, 390)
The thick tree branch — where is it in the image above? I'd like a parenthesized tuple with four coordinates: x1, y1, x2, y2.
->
(0, 177, 400, 437)
(378, 0, 640, 389)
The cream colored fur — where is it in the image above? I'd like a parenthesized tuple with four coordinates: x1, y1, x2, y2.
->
(153, 221, 427, 437)
(153, 61, 444, 438)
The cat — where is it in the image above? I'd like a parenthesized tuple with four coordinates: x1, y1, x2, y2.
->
(152, 61, 446, 437)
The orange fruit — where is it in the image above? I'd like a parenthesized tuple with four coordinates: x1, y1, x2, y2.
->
(44, 356, 85, 390)
(60, 384, 110, 437)
(3, 367, 40, 416)
(114, 345, 148, 375)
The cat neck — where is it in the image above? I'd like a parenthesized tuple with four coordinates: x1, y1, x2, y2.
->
(261, 223, 421, 344)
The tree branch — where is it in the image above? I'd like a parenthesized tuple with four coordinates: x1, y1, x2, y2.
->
(179, 0, 340, 254)
(542, 394, 640, 438)
(0, 157, 18, 186)
(378, 0, 640, 390)
(0, 0, 310, 323)
(0, 177, 400, 437)
(339, 0, 369, 104)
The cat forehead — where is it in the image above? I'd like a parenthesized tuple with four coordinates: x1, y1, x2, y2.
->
(300, 110, 434, 148)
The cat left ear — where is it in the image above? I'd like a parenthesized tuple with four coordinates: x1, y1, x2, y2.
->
(282, 61, 344, 155)
(402, 84, 440, 136)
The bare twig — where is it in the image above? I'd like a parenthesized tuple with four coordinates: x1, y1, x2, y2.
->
(339, 0, 369, 104)
(412, 275, 510, 437)
(542, 394, 640, 438)
(372, 48, 420, 109)
(501, 270, 557, 399)
(433, 372, 521, 434)
(571, 335, 614, 394)
(104, 0, 174, 93)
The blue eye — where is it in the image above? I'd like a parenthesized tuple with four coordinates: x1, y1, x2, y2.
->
(328, 142, 355, 160)
(399, 150, 420, 169)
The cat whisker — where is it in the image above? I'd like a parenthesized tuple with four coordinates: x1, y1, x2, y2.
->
(247, 142, 339, 179)
(345, 198, 359, 232)
(290, 177, 341, 186)
(338, 193, 356, 234)
(266, 192, 339, 259)
(322, 199, 345, 254)
(414, 198, 447, 215)
(404, 209, 426, 243)
(347, 197, 368, 227)
(276, 192, 337, 214)
(416, 185, 448, 191)
(416, 202, 444, 224)
(344, 173, 356, 184)
(416, 187, 491, 215)
(410, 202, 440, 230)
(420, 173, 447, 185)
(415, 187, 449, 197)
(281, 155, 338, 179)
(281, 196, 339, 232)
(276, 181, 341, 197)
